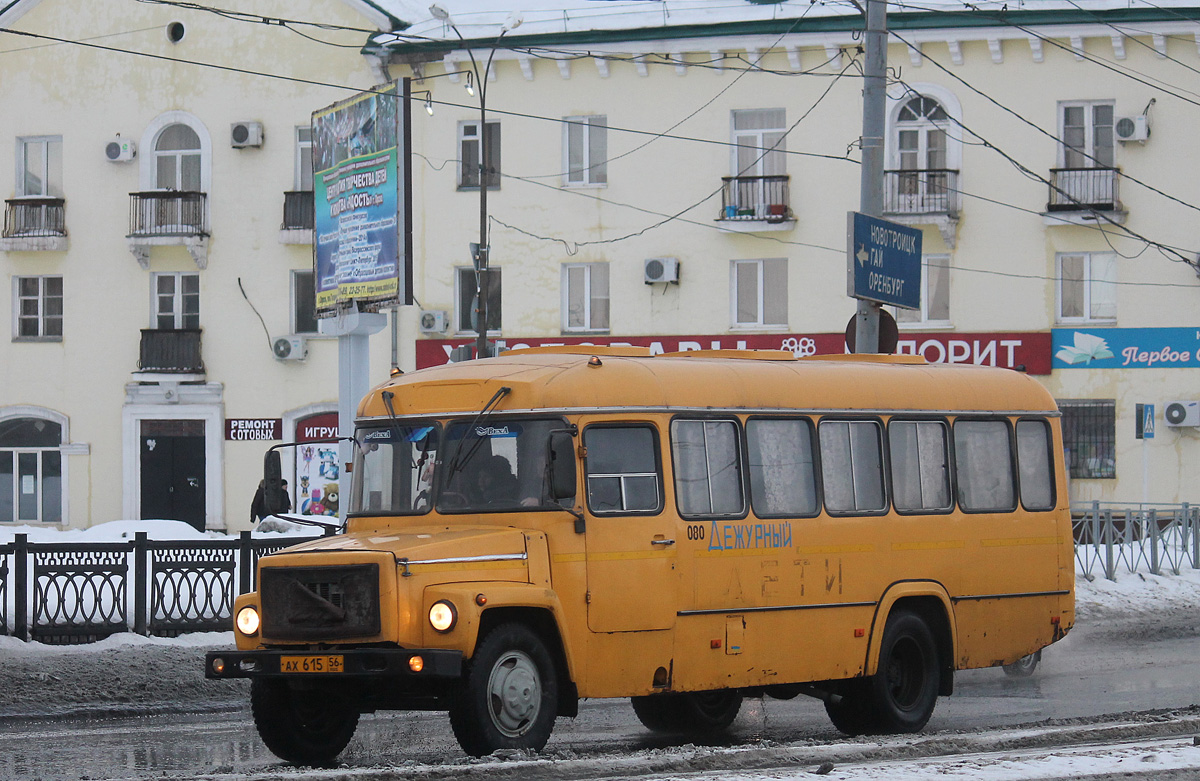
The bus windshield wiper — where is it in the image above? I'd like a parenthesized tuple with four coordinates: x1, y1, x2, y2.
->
(444, 386, 512, 479)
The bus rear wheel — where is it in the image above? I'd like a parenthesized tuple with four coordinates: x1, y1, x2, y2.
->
(630, 690, 742, 736)
(251, 678, 359, 765)
(448, 623, 558, 757)
(866, 609, 940, 733)
(1002, 651, 1041, 677)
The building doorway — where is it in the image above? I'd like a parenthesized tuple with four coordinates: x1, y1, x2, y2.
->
(140, 418, 205, 530)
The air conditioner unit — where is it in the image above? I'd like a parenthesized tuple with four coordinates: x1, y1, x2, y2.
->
(105, 137, 137, 162)
(644, 257, 680, 285)
(419, 309, 447, 333)
(1115, 115, 1149, 142)
(1164, 400, 1199, 427)
(231, 121, 264, 148)
(272, 335, 307, 361)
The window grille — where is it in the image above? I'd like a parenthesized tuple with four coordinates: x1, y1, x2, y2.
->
(1059, 400, 1115, 479)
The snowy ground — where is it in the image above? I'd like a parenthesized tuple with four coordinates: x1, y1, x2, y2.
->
(3, 524, 1200, 779)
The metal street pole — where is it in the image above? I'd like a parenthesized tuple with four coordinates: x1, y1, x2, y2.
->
(854, 0, 887, 354)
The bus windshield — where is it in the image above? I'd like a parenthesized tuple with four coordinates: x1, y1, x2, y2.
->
(438, 418, 563, 513)
(349, 423, 438, 516)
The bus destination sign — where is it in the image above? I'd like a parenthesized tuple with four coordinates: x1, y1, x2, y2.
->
(847, 212, 922, 310)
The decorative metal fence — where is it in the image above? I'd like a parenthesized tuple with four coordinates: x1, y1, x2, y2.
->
(1073, 502, 1200, 582)
(4, 531, 321, 644)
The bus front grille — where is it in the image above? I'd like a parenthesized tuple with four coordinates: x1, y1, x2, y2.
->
(259, 563, 381, 640)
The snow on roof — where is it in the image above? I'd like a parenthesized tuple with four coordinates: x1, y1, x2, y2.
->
(367, 0, 1200, 44)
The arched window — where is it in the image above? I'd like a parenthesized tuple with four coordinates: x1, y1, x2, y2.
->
(889, 93, 956, 215)
(0, 415, 64, 523)
(155, 123, 202, 192)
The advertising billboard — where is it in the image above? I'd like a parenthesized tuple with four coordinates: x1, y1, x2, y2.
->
(311, 82, 406, 314)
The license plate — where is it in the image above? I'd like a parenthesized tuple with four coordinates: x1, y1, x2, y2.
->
(280, 655, 344, 674)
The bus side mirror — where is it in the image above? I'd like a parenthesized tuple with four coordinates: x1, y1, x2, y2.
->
(548, 431, 577, 501)
(262, 450, 287, 516)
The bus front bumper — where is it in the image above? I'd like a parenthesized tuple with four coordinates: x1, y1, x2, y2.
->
(204, 648, 463, 679)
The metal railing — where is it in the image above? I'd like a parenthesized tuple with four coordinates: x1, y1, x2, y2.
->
(1048, 167, 1120, 211)
(2, 532, 321, 644)
(882, 169, 959, 216)
(2, 197, 66, 237)
(1073, 502, 1200, 581)
(719, 175, 793, 222)
(128, 191, 208, 237)
(138, 328, 204, 373)
(282, 190, 315, 231)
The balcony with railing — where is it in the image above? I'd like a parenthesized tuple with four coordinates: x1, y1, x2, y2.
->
(137, 329, 204, 375)
(280, 190, 314, 244)
(883, 170, 959, 216)
(0, 197, 67, 251)
(127, 191, 209, 269)
(1048, 167, 1121, 212)
(718, 175, 794, 230)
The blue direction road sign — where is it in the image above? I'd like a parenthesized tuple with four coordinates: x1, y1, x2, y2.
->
(847, 212, 923, 310)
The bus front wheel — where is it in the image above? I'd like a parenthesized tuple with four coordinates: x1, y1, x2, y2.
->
(448, 623, 559, 757)
(250, 678, 359, 765)
(630, 690, 742, 736)
(866, 609, 940, 733)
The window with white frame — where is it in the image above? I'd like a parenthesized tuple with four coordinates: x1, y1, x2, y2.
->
(1057, 252, 1116, 323)
(0, 414, 64, 524)
(562, 262, 609, 332)
(152, 272, 200, 329)
(13, 276, 62, 341)
(17, 136, 63, 198)
(458, 120, 500, 189)
(154, 123, 202, 191)
(564, 115, 607, 186)
(295, 126, 313, 191)
(455, 266, 501, 333)
(732, 258, 787, 328)
(1060, 101, 1114, 169)
(292, 270, 318, 335)
(732, 109, 786, 177)
(895, 255, 951, 326)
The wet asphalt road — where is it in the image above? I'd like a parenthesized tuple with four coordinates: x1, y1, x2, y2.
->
(4, 624, 1200, 780)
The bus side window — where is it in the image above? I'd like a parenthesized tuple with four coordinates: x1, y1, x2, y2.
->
(583, 426, 662, 514)
(1016, 419, 1055, 511)
(953, 419, 1016, 512)
(889, 420, 952, 513)
(670, 419, 745, 517)
(818, 420, 886, 514)
(746, 418, 818, 517)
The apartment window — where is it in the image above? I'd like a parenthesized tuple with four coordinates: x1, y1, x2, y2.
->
(564, 115, 607, 186)
(155, 123, 202, 191)
(563, 262, 609, 332)
(458, 121, 500, 189)
(153, 272, 199, 329)
(0, 415, 64, 524)
(896, 255, 950, 326)
(1057, 252, 1116, 323)
(732, 258, 787, 328)
(732, 109, 786, 177)
(1060, 101, 1114, 169)
(295, 126, 313, 191)
(13, 276, 63, 341)
(292, 270, 318, 335)
(456, 266, 501, 333)
(17, 136, 63, 198)
(896, 96, 948, 174)
(1059, 400, 1115, 479)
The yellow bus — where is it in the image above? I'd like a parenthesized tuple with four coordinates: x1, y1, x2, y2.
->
(206, 346, 1074, 764)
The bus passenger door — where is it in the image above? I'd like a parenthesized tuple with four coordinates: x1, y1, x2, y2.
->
(580, 422, 677, 632)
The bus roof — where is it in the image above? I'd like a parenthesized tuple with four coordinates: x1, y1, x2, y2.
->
(360, 348, 1058, 419)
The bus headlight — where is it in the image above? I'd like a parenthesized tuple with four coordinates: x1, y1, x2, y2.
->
(429, 600, 457, 633)
(236, 606, 261, 636)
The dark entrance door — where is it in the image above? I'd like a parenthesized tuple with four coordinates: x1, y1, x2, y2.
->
(140, 419, 206, 530)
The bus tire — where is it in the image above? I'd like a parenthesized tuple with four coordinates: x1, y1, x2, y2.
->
(866, 609, 940, 733)
(630, 690, 741, 735)
(250, 678, 359, 766)
(448, 623, 558, 757)
(823, 681, 878, 736)
(1002, 651, 1041, 678)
